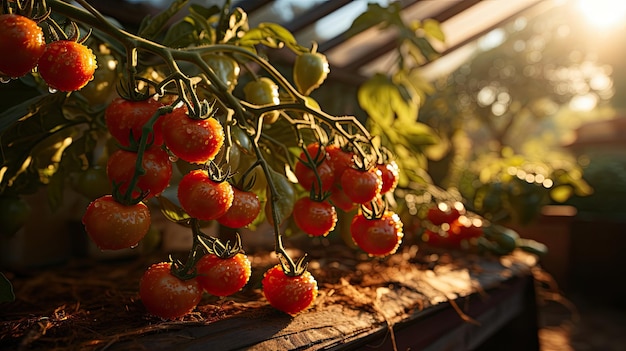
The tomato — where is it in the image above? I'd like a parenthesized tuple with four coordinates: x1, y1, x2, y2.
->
(105, 97, 166, 147)
(162, 106, 225, 164)
(448, 215, 484, 240)
(326, 144, 354, 183)
(350, 211, 404, 257)
(106, 147, 172, 199)
(216, 186, 261, 228)
(426, 201, 463, 225)
(340, 167, 382, 204)
(195, 253, 251, 296)
(243, 77, 280, 124)
(37, 40, 97, 92)
(82, 195, 150, 250)
(0, 195, 31, 237)
(293, 197, 337, 237)
(265, 168, 296, 226)
(178, 169, 233, 221)
(329, 184, 356, 213)
(377, 161, 400, 194)
(205, 54, 240, 92)
(262, 265, 318, 315)
(293, 51, 329, 96)
(294, 143, 334, 192)
(0, 14, 45, 78)
(71, 166, 112, 200)
(139, 262, 202, 319)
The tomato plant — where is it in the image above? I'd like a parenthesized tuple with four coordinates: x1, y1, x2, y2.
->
(196, 253, 251, 296)
(81, 195, 150, 250)
(350, 211, 404, 257)
(178, 169, 233, 221)
(0, 14, 45, 78)
(262, 264, 318, 315)
(139, 262, 202, 319)
(105, 97, 166, 147)
(162, 106, 225, 164)
(37, 40, 97, 92)
(216, 186, 261, 228)
(106, 147, 172, 199)
(292, 196, 337, 237)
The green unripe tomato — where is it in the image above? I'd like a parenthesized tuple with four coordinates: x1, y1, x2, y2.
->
(243, 77, 280, 124)
(205, 54, 240, 92)
(293, 52, 329, 96)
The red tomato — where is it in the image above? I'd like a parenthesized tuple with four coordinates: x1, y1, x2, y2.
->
(350, 211, 404, 257)
(178, 169, 233, 220)
(329, 184, 356, 213)
(195, 253, 251, 296)
(426, 202, 463, 225)
(294, 143, 334, 192)
(326, 144, 354, 182)
(37, 40, 97, 92)
(262, 265, 318, 315)
(105, 97, 166, 147)
(216, 187, 261, 228)
(162, 106, 225, 164)
(377, 161, 400, 194)
(81, 195, 150, 250)
(106, 147, 172, 198)
(139, 262, 202, 319)
(340, 167, 382, 204)
(449, 215, 484, 240)
(0, 14, 46, 78)
(293, 196, 337, 237)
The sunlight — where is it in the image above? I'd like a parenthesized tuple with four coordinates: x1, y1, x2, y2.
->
(577, 0, 626, 29)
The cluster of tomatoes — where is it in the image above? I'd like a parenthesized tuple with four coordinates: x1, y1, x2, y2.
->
(422, 201, 484, 249)
(293, 142, 404, 257)
(0, 13, 97, 91)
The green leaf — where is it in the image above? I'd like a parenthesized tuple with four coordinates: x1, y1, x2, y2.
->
(347, 2, 403, 37)
(358, 73, 417, 126)
(138, 0, 189, 40)
(0, 273, 15, 303)
(157, 195, 191, 224)
(422, 19, 445, 42)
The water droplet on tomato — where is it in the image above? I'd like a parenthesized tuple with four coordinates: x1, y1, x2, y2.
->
(0, 77, 11, 83)
(48, 87, 57, 94)
(130, 243, 138, 249)
(168, 155, 179, 162)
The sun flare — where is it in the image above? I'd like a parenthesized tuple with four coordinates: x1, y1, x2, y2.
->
(577, 0, 626, 28)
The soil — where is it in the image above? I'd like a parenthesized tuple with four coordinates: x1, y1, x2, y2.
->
(0, 236, 538, 351)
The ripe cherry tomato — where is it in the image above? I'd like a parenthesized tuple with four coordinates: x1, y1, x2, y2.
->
(294, 143, 334, 192)
(377, 161, 400, 194)
(243, 77, 280, 124)
(82, 195, 150, 250)
(329, 184, 356, 213)
(178, 169, 233, 220)
(37, 40, 97, 92)
(293, 197, 337, 237)
(162, 106, 225, 164)
(262, 265, 318, 315)
(293, 51, 330, 96)
(350, 211, 404, 257)
(326, 144, 354, 183)
(0, 14, 46, 78)
(105, 97, 166, 147)
(195, 253, 251, 296)
(139, 262, 202, 319)
(426, 202, 463, 225)
(216, 187, 261, 228)
(106, 147, 172, 199)
(340, 167, 382, 204)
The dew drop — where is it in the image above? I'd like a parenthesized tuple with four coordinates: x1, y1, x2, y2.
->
(48, 87, 58, 94)
(0, 76, 11, 83)
(168, 155, 179, 162)
(130, 243, 139, 249)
